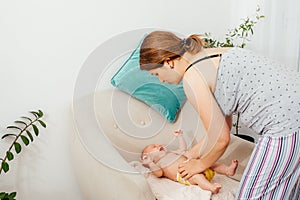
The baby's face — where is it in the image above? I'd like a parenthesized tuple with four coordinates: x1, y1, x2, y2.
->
(144, 144, 167, 161)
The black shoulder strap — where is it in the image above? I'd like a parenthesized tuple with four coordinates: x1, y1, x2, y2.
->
(185, 54, 222, 72)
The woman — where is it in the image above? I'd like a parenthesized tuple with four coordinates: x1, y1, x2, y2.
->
(139, 30, 300, 199)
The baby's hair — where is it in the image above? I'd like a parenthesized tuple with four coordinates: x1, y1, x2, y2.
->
(141, 145, 148, 159)
(141, 145, 151, 168)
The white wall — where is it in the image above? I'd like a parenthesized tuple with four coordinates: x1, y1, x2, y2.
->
(0, 0, 234, 199)
(229, 0, 300, 141)
(230, 0, 300, 70)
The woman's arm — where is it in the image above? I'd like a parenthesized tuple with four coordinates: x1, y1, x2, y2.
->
(226, 114, 233, 131)
(141, 155, 164, 177)
(185, 137, 205, 159)
(179, 67, 231, 178)
(184, 115, 231, 160)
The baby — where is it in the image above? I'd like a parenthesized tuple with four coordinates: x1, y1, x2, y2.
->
(141, 130, 238, 194)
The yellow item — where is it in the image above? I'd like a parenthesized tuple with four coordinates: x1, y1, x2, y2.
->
(176, 173, 191, 186)
(176, 168, 215, 186)
(203, 168, 215, 181)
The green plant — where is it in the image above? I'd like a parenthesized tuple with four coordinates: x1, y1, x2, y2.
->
(0, 110, 46, 200)
(203, 6, 264, 140)
(0, 192, 16, 200)
(202, 6, 265, 48)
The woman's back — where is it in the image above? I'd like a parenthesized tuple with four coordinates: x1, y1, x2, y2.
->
(213, 47, 300, 136)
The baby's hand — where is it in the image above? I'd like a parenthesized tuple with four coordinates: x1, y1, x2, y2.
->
(173, 129, 183, 136)
(141, 154, 153, 165)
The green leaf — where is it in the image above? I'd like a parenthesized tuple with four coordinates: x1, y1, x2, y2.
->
(6, 151, 14, 161)
(6, 126, 22, 131)
(32, 124, 39, 136)
(8, 192, 17, 198)
(1, 133, 17, 139)
(21, 135, 30, 146)
(0, 193, 5, 198)
(38, 120, 46, 128)
(30, 111, 41, 118)
(38, 110, 44, 117)
(14, 120, 27, 126)
(26, 130, 34, 142)
(2, 161, 9, 173)
(21, 116, 32, 122)
(14, 142, 21, 154)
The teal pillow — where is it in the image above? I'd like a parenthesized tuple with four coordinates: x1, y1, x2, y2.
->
(110, 37, 186, 123)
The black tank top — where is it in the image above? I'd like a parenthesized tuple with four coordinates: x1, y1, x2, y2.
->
(185, 54, 222, 72)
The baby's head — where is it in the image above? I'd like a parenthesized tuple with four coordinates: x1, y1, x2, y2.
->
(141, 144, 167, 164)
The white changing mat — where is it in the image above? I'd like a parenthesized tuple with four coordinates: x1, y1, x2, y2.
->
(130, 161, 239, 200)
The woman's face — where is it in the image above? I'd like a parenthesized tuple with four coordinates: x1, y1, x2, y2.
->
(148, 59, 183, 85)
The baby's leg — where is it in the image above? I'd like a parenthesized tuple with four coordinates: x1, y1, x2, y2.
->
(188, 174, 221, 194)
(211, 160, 238, 176)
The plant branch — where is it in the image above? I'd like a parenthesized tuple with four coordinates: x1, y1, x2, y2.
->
(202, 6, 264, 49)
(0, 110, 46, 174)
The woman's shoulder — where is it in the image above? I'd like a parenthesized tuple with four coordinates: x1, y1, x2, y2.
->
(203, 47, 233, 55)
(183, 47, 235, 93)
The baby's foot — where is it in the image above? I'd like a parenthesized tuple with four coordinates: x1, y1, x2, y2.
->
(210, 183, 222, 194)
(227, 160, 238, 176)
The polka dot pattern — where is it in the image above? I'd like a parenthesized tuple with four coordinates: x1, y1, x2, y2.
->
(213, 48, 300, 136)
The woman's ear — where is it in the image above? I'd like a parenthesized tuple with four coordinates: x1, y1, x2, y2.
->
(163, 58, 170, 65)
(165, 59, 174, 69)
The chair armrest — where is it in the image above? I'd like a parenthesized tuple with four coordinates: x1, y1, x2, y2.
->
(70, 128, 155, 200)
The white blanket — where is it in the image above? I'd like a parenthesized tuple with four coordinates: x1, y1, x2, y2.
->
(130, 161, 239, 200)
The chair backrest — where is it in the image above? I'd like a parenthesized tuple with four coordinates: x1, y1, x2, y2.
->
(94, 89, 207, 162)
(73, 29, 255, 179)
(72, 29, 208, 171)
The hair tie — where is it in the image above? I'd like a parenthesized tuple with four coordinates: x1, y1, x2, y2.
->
(181, 38, 187, 47)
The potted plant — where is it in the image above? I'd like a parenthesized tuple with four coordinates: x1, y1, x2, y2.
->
(0, 110, 46, 200)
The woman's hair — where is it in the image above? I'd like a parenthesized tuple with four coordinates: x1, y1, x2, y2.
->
(140, 31, 204, 70)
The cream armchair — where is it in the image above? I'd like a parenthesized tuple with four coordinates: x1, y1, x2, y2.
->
(70, 89, 255, 199)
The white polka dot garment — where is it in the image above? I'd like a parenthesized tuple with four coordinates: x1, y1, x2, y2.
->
(213, 47, 300, 136)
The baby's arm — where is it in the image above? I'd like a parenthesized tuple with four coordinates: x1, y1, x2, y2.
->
(148, 162, 164, 178)
(172, 130, 187, 154)
(141, 155, 163, 178)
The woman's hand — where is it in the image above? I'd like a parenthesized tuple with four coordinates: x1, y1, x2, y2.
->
(178, 158, 206, 180)
(183, 151, 193, 160)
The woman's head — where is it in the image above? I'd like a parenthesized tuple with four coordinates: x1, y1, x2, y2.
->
(139, 31, 204, 71)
